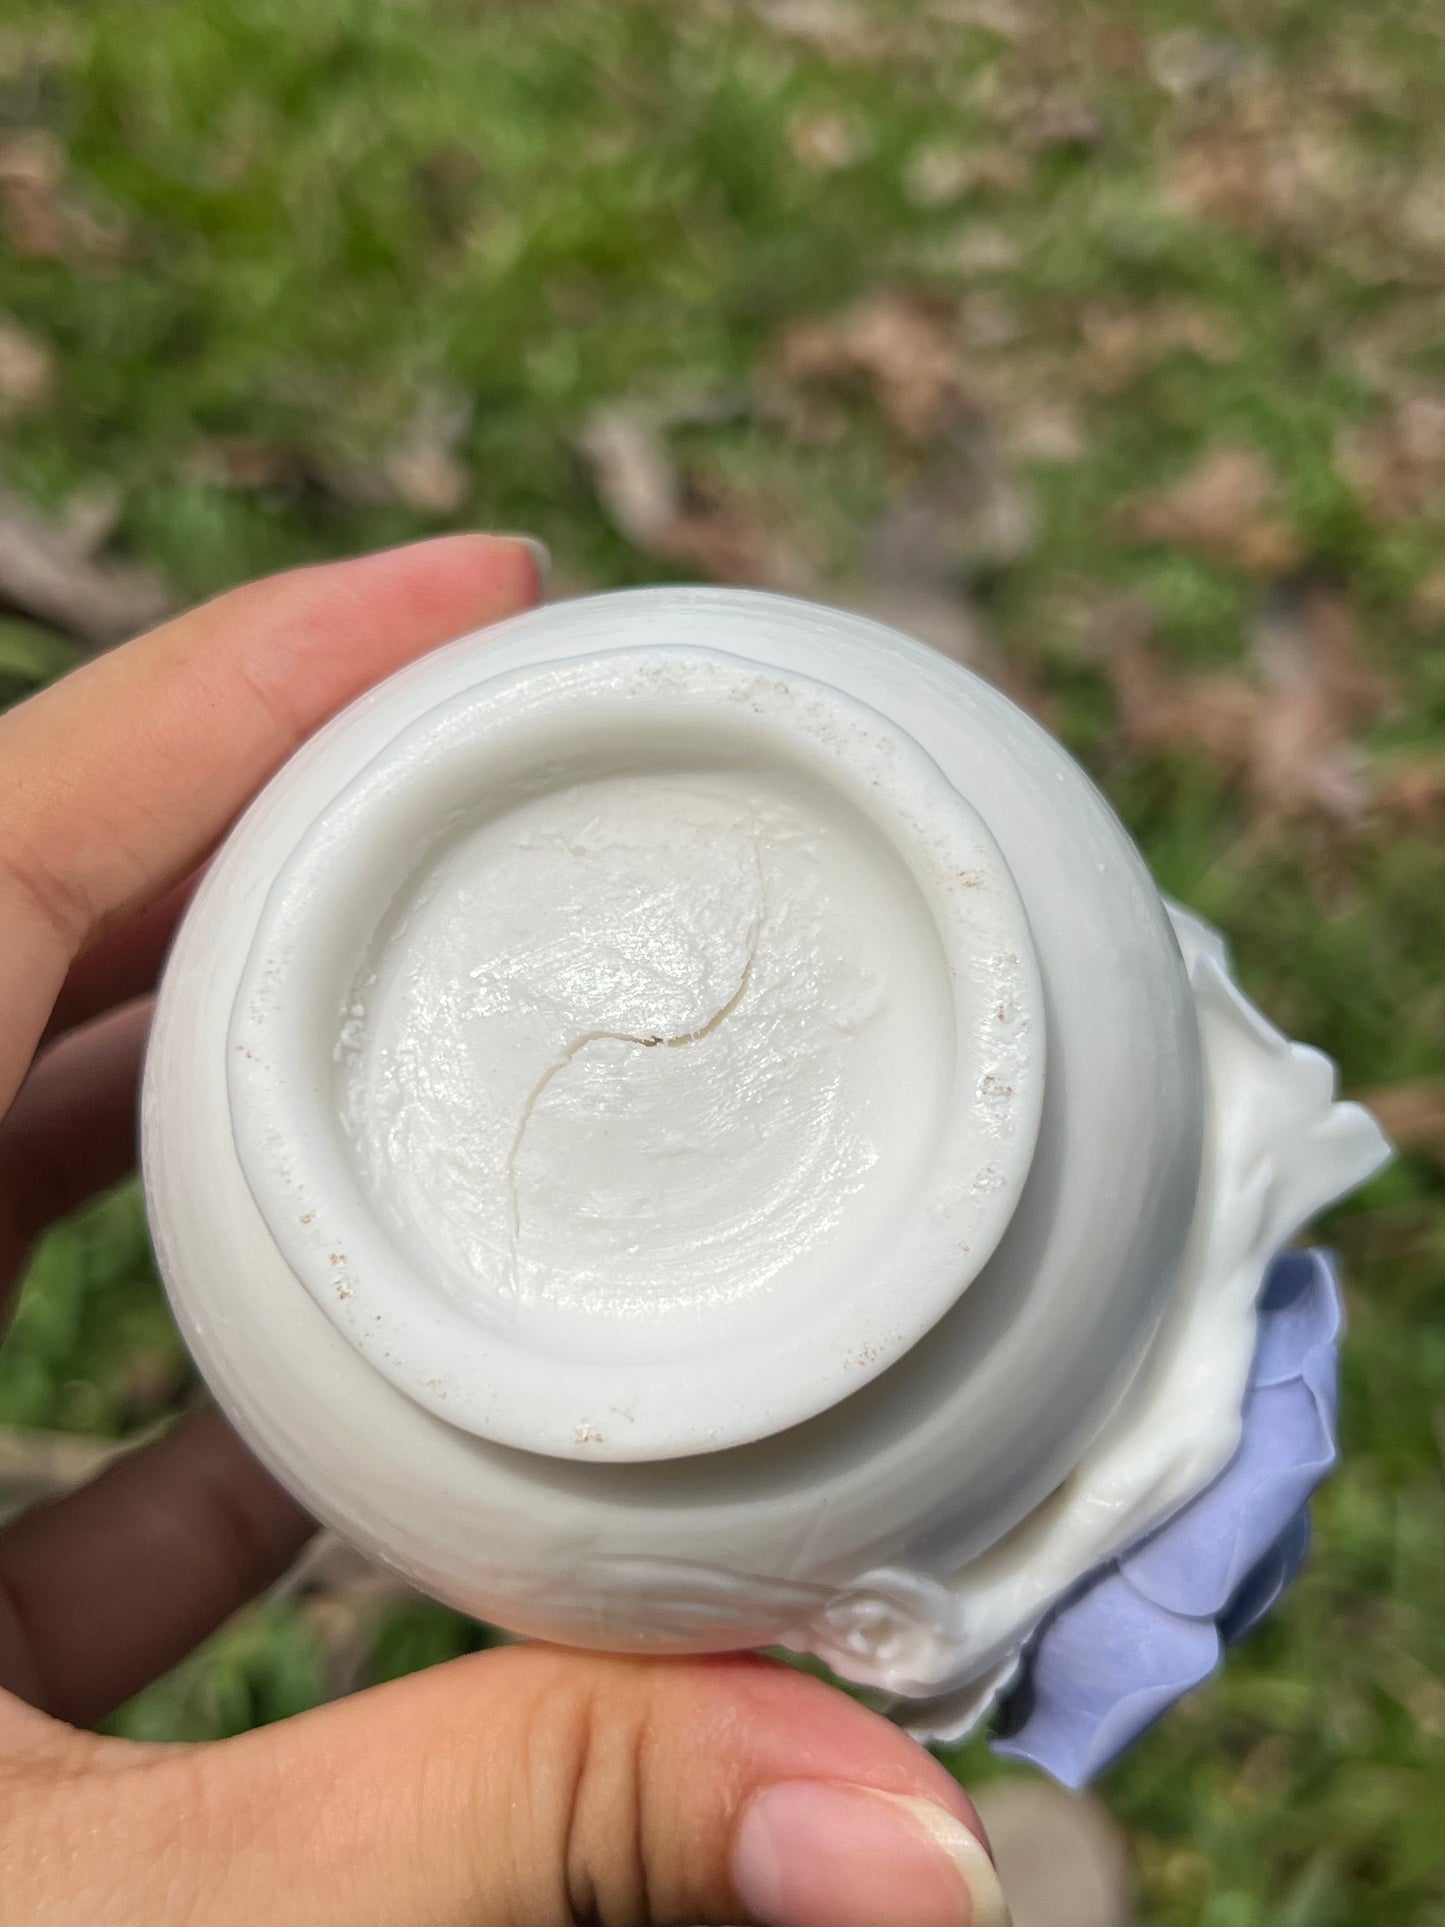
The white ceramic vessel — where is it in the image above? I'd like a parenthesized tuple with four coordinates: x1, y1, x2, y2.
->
(142, 587, 1388, 1737)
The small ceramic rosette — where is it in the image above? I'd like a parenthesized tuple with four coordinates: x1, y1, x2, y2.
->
(142, 588, 1389, 1783)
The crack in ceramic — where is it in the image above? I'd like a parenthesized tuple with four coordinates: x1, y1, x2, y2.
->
(502, 910, 761, 1269)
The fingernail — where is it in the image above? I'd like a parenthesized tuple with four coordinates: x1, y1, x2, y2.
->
(732, 1783, 1010, 1927)
(495, 534, 551, 586)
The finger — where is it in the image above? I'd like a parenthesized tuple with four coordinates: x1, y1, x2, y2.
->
(0, 999, 151, 1301)
(0, 533, 544, 1105)
(9, 1647, 1009, 1927)
(0, 1405, 312, 1724)
(43, 873, 198, 1044)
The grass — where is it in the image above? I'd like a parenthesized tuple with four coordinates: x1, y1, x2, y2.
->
(1, 1, 1442, 1919)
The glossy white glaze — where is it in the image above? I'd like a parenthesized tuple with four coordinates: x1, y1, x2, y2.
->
(342, 773, 939, 1320)
(142, 588, 1388, 1725)
(225, 645, 1042, 1458)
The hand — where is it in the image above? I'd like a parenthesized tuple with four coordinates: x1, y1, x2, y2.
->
(0, 537, 1007, 1927)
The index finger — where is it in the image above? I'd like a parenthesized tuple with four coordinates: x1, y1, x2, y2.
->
(0, 534, 544, 1106)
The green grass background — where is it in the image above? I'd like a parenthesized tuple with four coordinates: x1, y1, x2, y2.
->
(1, 2, 1442, 1920)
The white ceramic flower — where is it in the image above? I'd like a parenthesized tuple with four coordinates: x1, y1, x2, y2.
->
(873, 906, 1387, 1752)
(143, 589, 1388, 1771)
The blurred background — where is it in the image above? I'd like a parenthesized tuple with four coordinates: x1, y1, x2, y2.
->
(0, 1, 1442, 1920)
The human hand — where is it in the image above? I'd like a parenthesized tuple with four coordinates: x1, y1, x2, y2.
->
(0, 537, 1008, 1927)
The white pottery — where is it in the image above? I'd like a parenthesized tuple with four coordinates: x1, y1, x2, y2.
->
(142, 587, 1389, 1735)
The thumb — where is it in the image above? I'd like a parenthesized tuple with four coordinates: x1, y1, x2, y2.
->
(32, 1646, 1010, 1927)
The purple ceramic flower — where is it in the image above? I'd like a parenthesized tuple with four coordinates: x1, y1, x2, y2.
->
(992, 1247, 1341, 1787)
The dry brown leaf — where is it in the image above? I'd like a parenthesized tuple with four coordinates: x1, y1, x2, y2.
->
(386, 442, 470, 516)
(1253, 581, 1393, 735)
(788, 110, 868, 172)
(310, 447, 406, 509)
(1080, 301, 1239, 393)
(0, 486, 172, 643)
(0, 129, 67, 256)
(775, 289, 974, 442)
(53, 482, 125, 558)
(926, 0, 1035, 38)
(188, 436, 306, 493)
(958, 291, 1022, 349)
(1408, 565, 1445, 629)
(577, 402, 811, 591)
(930, 223, 1024, 276)
(1247, 591, 1379, 830)
(1374, 750, 1445, 827)
(1398, 171, 1445, 253)
(576, 405, 683, 552)
(1119, 447, 1302, 575)
(872, 422, 1036, 580)
(1010, 89, 1103, 153)
(1004, 398, 1086, 464)
(1166, 125, 1342, 237)
(917, 145, 1006, 209)
(1355, 1080, 1445, 1164)
(1091, 582, 1392, 834)
(1097, 603, 1262, 769)
(197, 392, 477, 515)
(856, 412, 1047, 712)
(0, 129, 124, 263)
(661, 478, 814, 591)
(758, 0, 999, 62)
(751, 0, 877, 58)
(755, 374, 851, 446)
(1336, 307, 1445, 403)
(0, 314, 54, 414)
(1337, 394, 1445, 524)
(0, 20, 82, 80)
(905, 141, 982, 208)
(974, 147, 1032, 193)
(1148, 29, 1252, 101)
(383, 390, 474, 515)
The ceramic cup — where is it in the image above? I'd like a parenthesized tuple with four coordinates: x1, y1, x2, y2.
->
(143, 587, 1387, 1735)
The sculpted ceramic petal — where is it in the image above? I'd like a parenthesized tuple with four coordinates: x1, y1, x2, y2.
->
(143, 587, 1388, 1740)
